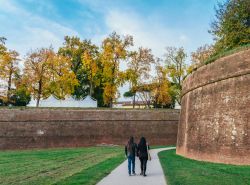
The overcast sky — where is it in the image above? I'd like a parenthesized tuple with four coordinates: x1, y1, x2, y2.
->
(0, 0, 219, 101)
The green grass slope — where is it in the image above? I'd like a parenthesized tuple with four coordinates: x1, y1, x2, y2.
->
(159, 149, 250, 185)
(0, 146, 124, 185)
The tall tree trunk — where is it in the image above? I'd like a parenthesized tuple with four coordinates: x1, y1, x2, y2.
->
(147, 100, 150, 108)
(110, 64, 116, 108)
(36, 80, 42, 107)
(133, 93, 136, 109)
(109, 97, 113, 108)
(36, 95, 40, 108)
(89, 82, 93, 96)
(7, 70, 12, 103)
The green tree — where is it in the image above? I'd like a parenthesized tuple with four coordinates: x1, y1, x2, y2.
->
(123, 90, 137, 106)
(58, 36, 106, 106)
(209, 0, 250, 53)
(59, 36, 95, 99)
(9, 87, 31, 106)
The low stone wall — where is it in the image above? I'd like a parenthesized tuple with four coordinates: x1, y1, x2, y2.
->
(0, 109, 179, 150)
(176, 49, 250, 165)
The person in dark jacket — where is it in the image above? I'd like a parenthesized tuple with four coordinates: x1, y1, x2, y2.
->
(125, 136, 137, 176)
(137, 137, 149, 177)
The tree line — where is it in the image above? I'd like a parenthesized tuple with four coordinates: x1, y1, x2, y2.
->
(0, 0, 249, 108)
(0, 33, 189, 108)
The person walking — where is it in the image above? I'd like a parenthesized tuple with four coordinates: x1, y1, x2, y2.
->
(125, 136, 137, 176)
(137, 137, 150, 177)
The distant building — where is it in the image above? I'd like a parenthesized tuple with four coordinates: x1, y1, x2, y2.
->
(113, 101, 152, 109)
(175, 101, 181, 109)
(113, 100, 181, 109)
(27, 95, 97, 108)
(0, 80, 7, 97)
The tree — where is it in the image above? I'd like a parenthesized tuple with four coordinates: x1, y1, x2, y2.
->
(136, 83, 153, 108)
(9, 87, 31, 106)
(126, 47, 154, 108)
(59, 36, 95, 99)
(152, 65, 171, 108)
(209, 0, 250, 53)
(23, 48, 54, 107)
(191, 44, 215, 69)
(101, 32, 133, 107)
(0, 50, 20, 102)
(0, 37, 7, 55)
(164, 47, 188, 105)
(82, 43, 101, 96)
(48, 54, 79, 99)
(123, 90, 134, 100)
(134, 65, 172, 109)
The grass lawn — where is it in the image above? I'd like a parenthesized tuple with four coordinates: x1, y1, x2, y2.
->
(159, 149, 250, 185)
(0, 146, 124, 185)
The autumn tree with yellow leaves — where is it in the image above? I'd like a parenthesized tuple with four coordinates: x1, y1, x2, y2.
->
(152, 65, 171, 108)
(82, 43, 101, 96)
(23, 48, 79, 106)
(101, 32, 133, 107)
(48, 54, 78, 99)
(23, 48, 54, 107)
(1, 33, 193, 109)
(0, 49, 20, 102)
(134, 64, 172, 108)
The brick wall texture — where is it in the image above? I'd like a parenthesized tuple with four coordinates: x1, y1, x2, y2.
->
(0, 109, 179, 150)
(176, 49, 250, 165)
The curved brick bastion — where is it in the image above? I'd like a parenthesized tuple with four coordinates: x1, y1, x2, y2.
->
(0, 109, 179, 150)
(176, 49, 250, 165)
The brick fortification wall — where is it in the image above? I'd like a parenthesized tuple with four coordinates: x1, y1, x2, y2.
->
(176, 49, 250, 165)
(0, 109, 179, 150)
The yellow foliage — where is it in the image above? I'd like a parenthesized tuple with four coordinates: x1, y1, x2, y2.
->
(0, 50, 19, 80)
(100, 32, 133, 106)
(0, 50, 20, 100)
(103, 83, 117, 105)
(23, 48, 79, 106)
(48, 54, 78, 99)
(23, 48, 54, 106)
(152, 66, 171, 106)
(82, 49, 100, 95)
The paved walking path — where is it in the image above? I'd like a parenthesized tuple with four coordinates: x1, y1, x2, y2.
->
(97, 147, 176, 185)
